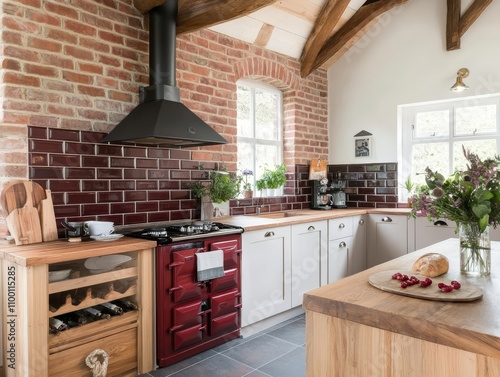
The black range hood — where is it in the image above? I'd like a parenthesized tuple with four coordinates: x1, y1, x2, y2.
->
(101, 0, 227, 147)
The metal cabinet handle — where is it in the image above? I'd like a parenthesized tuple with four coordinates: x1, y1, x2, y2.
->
(264, 231, 275, 237)
(338, 223, 345, 229)
(434, 220, 448, 226)
(308, 226, 316, 231)
(359, 219, 364, 225)
(339, 241, 347, 248)
(381, 217, 392, 222)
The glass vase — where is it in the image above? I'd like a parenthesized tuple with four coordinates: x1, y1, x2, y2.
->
(459, 223, 491, 277)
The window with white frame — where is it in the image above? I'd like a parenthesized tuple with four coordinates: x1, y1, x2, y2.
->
(399, 94, 500, 200)
(237, 80, 283, 191)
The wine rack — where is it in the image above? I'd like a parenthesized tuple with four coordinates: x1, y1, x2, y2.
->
(0, 237, 156, 377)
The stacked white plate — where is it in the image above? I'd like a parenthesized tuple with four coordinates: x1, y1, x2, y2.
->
(84, 254, 132, 274)
(49, 269, 71, 282)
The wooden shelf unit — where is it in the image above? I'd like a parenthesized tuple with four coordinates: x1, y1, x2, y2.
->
(0, 237, 156, 377)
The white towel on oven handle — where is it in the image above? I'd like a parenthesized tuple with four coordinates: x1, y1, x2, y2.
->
(196, 249, 224, 281)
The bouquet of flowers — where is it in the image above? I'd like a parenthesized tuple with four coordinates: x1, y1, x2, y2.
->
(410, 146, 500, 275)
(411, 146, 500, 230)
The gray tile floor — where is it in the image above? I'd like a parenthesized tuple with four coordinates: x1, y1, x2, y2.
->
(139, 314, 305, 377)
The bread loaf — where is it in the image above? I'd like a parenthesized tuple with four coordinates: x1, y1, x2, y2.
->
(412, 253, 449, 277)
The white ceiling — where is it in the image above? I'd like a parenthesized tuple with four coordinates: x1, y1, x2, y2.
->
(209, 0, 366, 62)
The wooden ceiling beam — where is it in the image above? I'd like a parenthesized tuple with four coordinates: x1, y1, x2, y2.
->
(176, 0, 279, 35)
(308, 0, 408, 74)
(459, 0, 492, 36)
(134, 0, 278, 35)
(446, 0, 492, 51)
(300, 0, 352, 78)
(134, 0, 166, 14)
(446, 0, 460, 50)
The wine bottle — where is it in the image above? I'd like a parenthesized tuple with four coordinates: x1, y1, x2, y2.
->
(49, 317, 68, 333)
(99, 302, 124, 315)
(71, 311, 91, 325)
(83, 307, 111, 320)
(117, 299, 139, 311)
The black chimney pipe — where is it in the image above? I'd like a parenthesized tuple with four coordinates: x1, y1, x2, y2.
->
(101, 0, 227, 147)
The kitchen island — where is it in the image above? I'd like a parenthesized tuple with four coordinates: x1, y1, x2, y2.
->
(303, 238, 500, 377)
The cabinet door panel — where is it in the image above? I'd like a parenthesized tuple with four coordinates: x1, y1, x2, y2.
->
(291, 221, 327, 307)
(328, 237, 351, 283)
(241, 227, 291, 327)
(349, 215, 367, 275)
(367, 215, 408, 268)
(415, 217, 457, 249)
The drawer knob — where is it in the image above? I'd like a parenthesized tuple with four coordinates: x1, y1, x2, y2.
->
(339, 241, 347, 248)
(382, 217, 392, 222)
(359, 219, 365, 225)
(308, 226, 316, 231)
(264, 231, 275, 237)
(338, 223, 345, 229)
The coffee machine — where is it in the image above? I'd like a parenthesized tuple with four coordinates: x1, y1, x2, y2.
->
(311, 177, 333, 210)
(331, 172, 347, 208)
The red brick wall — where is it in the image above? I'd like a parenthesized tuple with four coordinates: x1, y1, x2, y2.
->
(0, 0, 328, 236)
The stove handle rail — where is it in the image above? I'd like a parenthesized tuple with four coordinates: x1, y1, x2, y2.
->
(169, 323, 207, 334)
(168, 281, 206, 295)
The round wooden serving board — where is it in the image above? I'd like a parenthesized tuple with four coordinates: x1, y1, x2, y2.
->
(368, 270, 483, 302)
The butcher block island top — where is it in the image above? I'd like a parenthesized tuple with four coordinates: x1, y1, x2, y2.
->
(304, 238, 500, 377)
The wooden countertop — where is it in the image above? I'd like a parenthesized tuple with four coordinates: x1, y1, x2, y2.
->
(0, 237, 157, 266)
(303, 238, 500, 358)
(224, 208, 411, 231)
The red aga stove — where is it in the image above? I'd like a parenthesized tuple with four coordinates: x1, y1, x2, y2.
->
(127, 221, 243, 367)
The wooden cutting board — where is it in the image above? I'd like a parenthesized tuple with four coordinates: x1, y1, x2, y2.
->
(2, 180, 44, 245)
(368, 270, 483, 302)
(39, 189, 58, 241)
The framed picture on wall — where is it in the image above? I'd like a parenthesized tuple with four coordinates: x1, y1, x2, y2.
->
(354, 137, 371, 158)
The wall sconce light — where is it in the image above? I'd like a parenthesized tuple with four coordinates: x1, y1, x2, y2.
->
(450, 68, 470, 92)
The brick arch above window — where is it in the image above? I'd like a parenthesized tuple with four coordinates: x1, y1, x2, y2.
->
(233, 58, 300, 92)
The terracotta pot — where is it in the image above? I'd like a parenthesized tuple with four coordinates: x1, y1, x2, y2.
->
(244, 190, 253, 198)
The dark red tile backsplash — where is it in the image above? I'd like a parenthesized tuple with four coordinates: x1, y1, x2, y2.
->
(28, 126, 400, 235)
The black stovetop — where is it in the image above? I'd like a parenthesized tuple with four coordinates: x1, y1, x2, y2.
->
(124, 221, 244, 245)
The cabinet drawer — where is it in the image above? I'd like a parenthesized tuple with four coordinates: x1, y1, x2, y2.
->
(48, 328, 138, 377)
(329, 218, 353, 240)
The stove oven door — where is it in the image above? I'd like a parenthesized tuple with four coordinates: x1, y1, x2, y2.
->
(205, 237, 241, 294)
(156, 242, 208, 365)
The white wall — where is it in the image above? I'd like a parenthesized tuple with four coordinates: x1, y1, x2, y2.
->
(328, 0, 500, 164)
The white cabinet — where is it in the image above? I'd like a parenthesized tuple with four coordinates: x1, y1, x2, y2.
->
(241, 226, 291, 327)
(349, 214, 367, 275)
(327, 215, 366, 282)
(328, 218, 352, 283)
(414, 217, 457, 249)
(291, 221, 328, 307)
(367, 214, 409, 268)
(242, 220, 328, 326)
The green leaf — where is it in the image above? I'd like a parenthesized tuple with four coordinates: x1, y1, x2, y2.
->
(472, 203, 491, 219)
(479, 214, 489, 233)
(474, 188, 493, 202)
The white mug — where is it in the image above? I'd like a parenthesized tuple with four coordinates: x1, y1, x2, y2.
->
(84, 221, 114, 236)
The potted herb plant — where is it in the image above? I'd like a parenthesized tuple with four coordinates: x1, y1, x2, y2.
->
(254, 164, 286, 197)
(266, 164, 287, 196)
(191, 168, 241, 220)
(401, 175, 415, 207)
